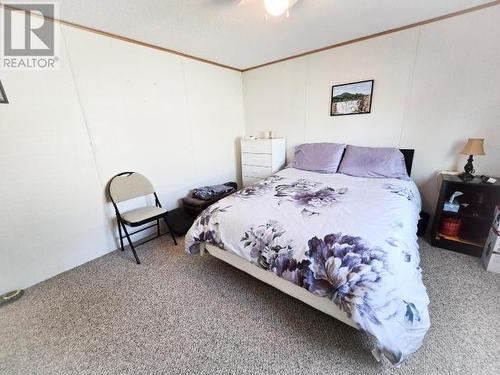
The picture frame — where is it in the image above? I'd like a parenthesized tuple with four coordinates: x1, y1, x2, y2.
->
(330, 79, 373, 116)
(0, 80, 8, 104)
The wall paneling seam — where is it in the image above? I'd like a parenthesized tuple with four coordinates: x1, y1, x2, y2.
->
(60, 26, 104, 188)
(60, 26, 118, 245)
(398, 26, 423, 148)
(180, 58, 199, 175)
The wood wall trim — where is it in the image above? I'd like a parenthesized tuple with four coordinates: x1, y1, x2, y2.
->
(1, 1, 498, 73)
(0, 3, 243, 72)
(242, 0, 500, 72)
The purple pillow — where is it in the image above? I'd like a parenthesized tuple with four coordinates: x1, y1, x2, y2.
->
(338, 145, 409, 180)
(290, 143, 346, 173)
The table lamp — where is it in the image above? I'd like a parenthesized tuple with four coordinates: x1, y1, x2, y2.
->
(459, 138, 485, 181)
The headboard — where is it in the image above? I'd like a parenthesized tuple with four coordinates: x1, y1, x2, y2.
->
(400, 149, 415, 176)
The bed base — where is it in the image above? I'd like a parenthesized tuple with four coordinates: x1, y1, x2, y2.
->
(203, 243, 357, 329)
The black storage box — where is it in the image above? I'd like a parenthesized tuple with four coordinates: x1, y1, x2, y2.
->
(417, 211, 430, 237)
(182, 182, 237, 218)
(166, 208, 195, 236)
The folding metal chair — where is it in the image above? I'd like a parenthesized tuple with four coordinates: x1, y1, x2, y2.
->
(107, 172, 177, 264)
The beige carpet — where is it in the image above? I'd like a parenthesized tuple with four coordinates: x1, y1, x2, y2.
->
(1, 237, 499, 375)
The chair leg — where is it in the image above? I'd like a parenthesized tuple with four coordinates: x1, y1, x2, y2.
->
(117, 218, 124, 251)
(121, 222, 141, 264)
(164, 217, 177, 246)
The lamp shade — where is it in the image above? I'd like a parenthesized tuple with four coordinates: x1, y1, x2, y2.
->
(460, 138, 485, 155)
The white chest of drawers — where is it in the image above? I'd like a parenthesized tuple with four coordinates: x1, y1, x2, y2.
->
(241, 138, 286, 187)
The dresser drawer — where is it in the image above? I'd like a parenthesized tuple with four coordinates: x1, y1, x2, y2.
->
(242, 165, 272, 178)
(242, 176, 262, 187)
(241, 139, 272, 154)
(241, 152, 272, 167)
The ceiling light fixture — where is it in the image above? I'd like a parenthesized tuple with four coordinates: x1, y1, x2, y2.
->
(264, 0, 298, 18)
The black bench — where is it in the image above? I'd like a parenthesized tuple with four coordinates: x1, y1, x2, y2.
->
(166, 182, 237, 236)
(182, 182, 237, 217)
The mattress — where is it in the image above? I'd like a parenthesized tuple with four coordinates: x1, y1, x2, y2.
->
(185, 168, 430, 365)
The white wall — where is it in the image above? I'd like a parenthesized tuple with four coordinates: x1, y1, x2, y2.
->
(243, 6, 500, 214)
(0, 11, 245, 293)
(1, 6, 499, 293)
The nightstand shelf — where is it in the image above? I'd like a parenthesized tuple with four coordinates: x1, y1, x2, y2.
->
(431, 174, 500, 257)
(436, 232, 483, 247)
(440, 210, 491, 222)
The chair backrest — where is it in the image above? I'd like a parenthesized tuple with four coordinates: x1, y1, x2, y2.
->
(108, 172, 155, 203)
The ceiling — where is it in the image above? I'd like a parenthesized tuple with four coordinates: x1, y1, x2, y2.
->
(5, 0, 497, 70)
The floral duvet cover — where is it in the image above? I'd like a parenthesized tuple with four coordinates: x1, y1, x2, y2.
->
(185, 168, 430, 365)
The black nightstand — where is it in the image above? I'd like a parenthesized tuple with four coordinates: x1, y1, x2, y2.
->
(431, 175, 500, 257)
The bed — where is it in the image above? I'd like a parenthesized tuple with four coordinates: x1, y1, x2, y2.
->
(185, 148, 430, 365)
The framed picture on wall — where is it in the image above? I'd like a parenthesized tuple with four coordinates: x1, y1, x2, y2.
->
(0, 80, 8, 104)
(330, 80, 373, 116)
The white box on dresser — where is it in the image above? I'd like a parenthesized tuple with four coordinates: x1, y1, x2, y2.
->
(492, 205, 500, 232)
(482, 228, 500, 274)
(241, 138, 286, 187)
